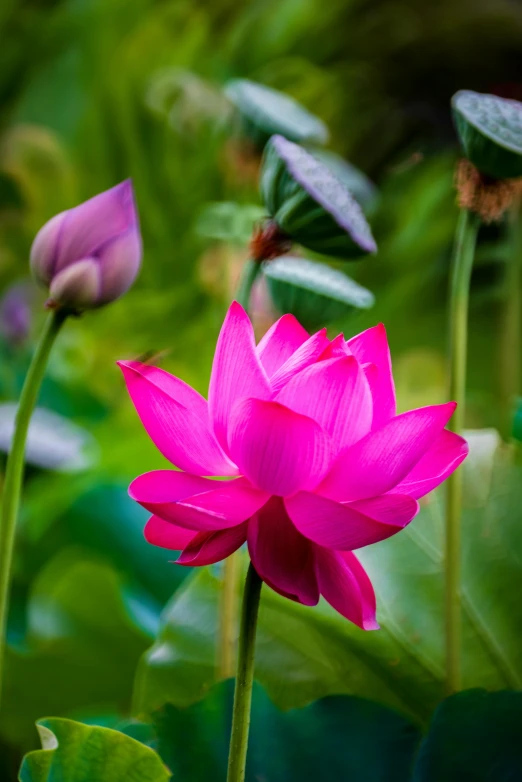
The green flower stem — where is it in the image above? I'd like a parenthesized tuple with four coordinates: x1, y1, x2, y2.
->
(218, 258, 262, 678)
(235, 258, 261, 310)
(226, 562, 262, 782)
(445, 208, 480, 694)
(0, 308, 68, 710)
(218, 551, 240, 679)
(500, 204, 522, 437)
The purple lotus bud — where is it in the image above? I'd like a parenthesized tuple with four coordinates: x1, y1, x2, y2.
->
(30, 180, 142, 310)
(0, 281, 33, 346)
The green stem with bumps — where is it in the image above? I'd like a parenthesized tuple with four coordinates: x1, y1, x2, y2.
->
(226, 563, 262, 782)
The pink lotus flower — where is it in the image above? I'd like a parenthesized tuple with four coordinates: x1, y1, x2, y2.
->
(119, 303, 467, 629)
(30, 180, 141, 309)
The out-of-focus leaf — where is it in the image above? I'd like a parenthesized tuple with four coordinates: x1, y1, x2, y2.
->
(135, 432, 522, 722)
(63, 485, 187, 608)
(412, 689, 522, 781)
(0, 171, 24, 209)
(154, 680, 420, 782)
(146, 68, 230, 134)
(1, 550, 151, 747)
(195, 202, 265, 246)
(0, 404, 96, 471)
(460, 428, 501, 507)
(0, 125, 77, 228)
(225, 78, 329, 148)
(393, 349, 446, 413)
(263, 256, 374, 329)
(19, 717, 170, 782)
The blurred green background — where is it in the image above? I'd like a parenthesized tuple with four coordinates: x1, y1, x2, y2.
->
(2, 0, 522, 778)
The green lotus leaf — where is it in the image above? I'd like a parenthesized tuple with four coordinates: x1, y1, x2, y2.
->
(263, 256, 374, 329)
(225, 79, 329, 149)
(19, 718, 170, 782)
(260, 135, 377, 259)
(412, 689, 522, 781)
(452, 90, 522, 179)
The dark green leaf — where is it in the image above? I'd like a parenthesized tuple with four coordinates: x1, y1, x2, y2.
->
(413, 689, 522, 781)
(154, 680, 420, 782)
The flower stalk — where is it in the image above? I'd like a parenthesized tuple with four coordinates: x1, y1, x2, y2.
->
(500, 202, 522, 437)
(226, 562, 262, 782)
(235, 258, 262, 310)
(0, 307, 69, 709)
(445, 207, 480, 694)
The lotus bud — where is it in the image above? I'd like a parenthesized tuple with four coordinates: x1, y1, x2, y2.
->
(30, 180, 142, 310)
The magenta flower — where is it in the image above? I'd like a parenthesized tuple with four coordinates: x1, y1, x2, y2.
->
(119, 303, 467, 629)
(30, 180, 141, 309)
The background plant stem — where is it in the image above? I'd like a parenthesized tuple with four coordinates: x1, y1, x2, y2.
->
(235, 259, 261, 310)
(0, 308, 68, 711)
(445, 207, 480, 694)
(499, 202, 521, 438)
(218, 257, 262, 679)
(226, 562, 262, 782)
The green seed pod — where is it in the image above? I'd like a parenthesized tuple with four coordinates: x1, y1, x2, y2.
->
(310, 148, 379, 215)
(260, 135, 377, 259)
(452, 90, 522, 180)
(263, 256, 374, 330)
(225, 79, 329, 149)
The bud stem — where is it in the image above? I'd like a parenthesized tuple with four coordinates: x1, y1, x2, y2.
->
(235, 258, 262, 311)
(445, 207, 480, 695)
(226, 562, 262, 782)
(0, 308, 68, 712)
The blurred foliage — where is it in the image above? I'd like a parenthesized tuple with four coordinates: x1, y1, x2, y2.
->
(152, 680, 421, 781)
(18, 684, 522, 781)
(1, 0, 522, 777)
(19, 716, 170, 781)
